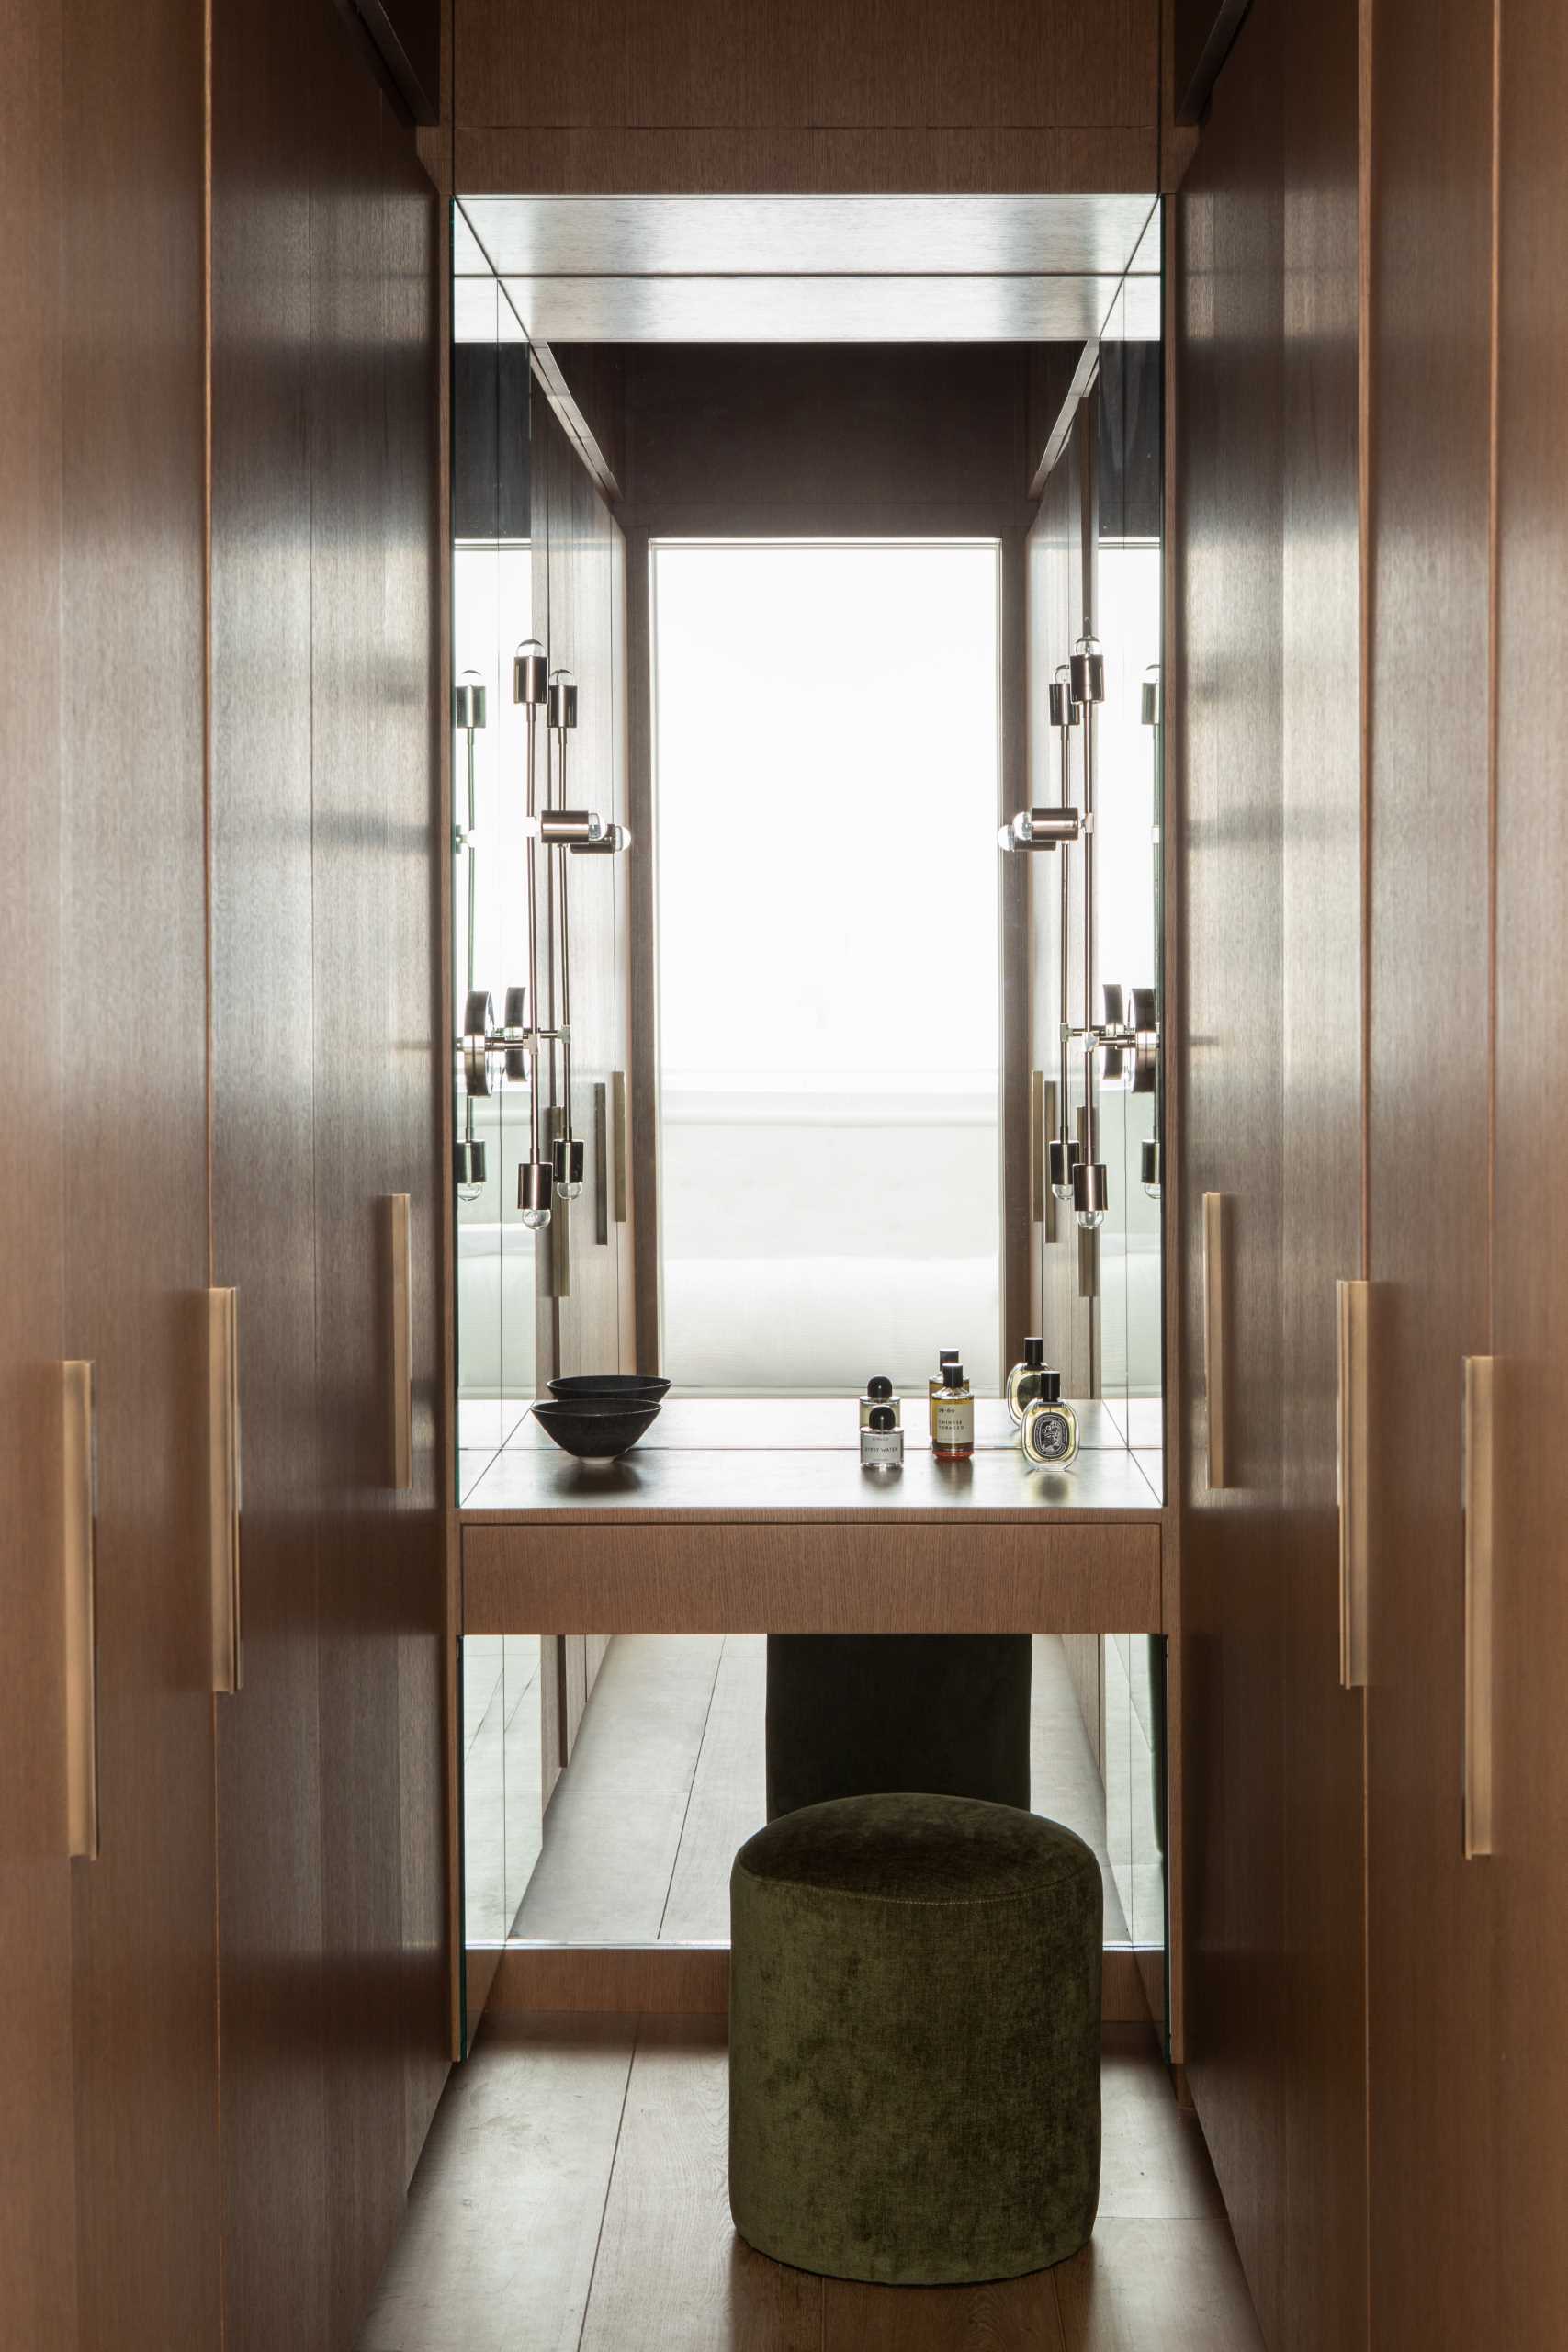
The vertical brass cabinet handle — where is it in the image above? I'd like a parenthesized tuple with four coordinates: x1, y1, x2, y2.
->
(62, 1361, 99, 1860)
(1202, 1193, 1228, 1489)
(611, 1070, 629, 1225)
(389, 1194, 413, 1490)
(1337, 1280, 1370, 1690)
(1462, 1356, 1495, 1859)
(208, 1288, 243, 1696)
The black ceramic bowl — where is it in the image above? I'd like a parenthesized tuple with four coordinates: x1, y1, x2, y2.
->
(531, 1398, 661, 1463)
(548, 1374, 671, 1403)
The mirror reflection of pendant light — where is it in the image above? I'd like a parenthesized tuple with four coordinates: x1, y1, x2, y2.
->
(1046, 669, 1082, 1204)
(547, 669, 584, 1201)
(453, 673, 489, 1195)
(1140, 664, 1163, 1199)
(1070, 633, 1109, 1230)
(513, 639, 554, 1228)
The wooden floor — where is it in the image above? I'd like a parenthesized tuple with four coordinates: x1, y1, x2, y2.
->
(513, 1634, 1149, 1946)
(355, 2014, 1261, 2350)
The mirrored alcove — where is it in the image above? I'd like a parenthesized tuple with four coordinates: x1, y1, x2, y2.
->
(450, 197, 1168, 2045)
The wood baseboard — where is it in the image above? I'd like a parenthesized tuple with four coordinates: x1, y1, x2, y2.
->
(484, 1942, 1156, 2025)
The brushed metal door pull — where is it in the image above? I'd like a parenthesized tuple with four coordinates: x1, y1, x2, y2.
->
(62, 1361, 99, 1860)
(389, 1194, 413, 1490)
(208, 1288, 243, 1695)
(1202, 1193, 1228, 1489)
(611, 1070, 629, 1225)
(1461, 1355, 1495, 1859)
(1337, 1280, 1370, 1689)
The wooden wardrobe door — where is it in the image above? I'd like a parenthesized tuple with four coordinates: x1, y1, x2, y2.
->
(1493, 0, 1568, 2330)
(209, 0, 331, 2340)
(60, 0, 224, 2337)
(1278, 0, 1370, 2340)
(1363, 0, 1500, 2340)
(1175, 12, 1290, 2338)
(0, 3, 76, 2340)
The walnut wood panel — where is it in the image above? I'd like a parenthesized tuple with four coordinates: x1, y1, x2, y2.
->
(1171, 0, 1253, 126)
(1175, 8, 1289, 2338)
(455, 0, 1157, 140)
(1275, 0, 1369, 2343)
(310, 17, 445, 2333)
(1494, 0, 1568, 2332)
(464, 1522, 1162, 1635)
(381, 99, 449, 2184)
(209, 0, 330, 2339)
(0, 4, 75, 2342)
(457, 124, 1159, 199)
(354, 0, 441, 121)
(60, 0, 224, 2335)
(490, 1940, 1152, 2022)
(1363, 0, 1500, 2343)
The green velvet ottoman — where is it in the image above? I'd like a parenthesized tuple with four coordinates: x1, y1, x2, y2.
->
(728, 1792, 1102, 2286)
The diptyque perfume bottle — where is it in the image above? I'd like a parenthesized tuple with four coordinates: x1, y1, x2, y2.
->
(1021, 1372, 1078, 1468)
(1005, 1335, 1050, 1426)
(932, 1363, 976, 1461)
(928, 1349, 961, 1438)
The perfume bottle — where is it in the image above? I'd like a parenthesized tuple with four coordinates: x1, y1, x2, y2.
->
(859, 1374, 901, 1430)
(860, 1404, 905, 1472)
(928, 1349, 961, 1439)
(932, 1363, 976, 1461)
(1021, 1373, 1078, 1468)
(1005, 1335, 1050, 1426)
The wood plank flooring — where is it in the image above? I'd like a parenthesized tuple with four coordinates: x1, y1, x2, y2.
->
(356, 2017, 1261, 2350)
(512, 1634, 1147, 1949)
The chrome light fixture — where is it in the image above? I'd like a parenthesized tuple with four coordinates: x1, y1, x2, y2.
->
(547, 669, 584, 1200)
(513, 639, 554, 1227)
(453, 673, 490, 1194)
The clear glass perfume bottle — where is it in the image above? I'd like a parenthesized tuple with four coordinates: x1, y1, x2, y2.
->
(860, 1404, 904, 1472)
(1005, 1335, 1050, 1426)
(932, 1363, 976, 1461)
(1021, 1372, 1078, 1468)
(860, 1374, 901, 1429)
(928, 1349, 960, 1439)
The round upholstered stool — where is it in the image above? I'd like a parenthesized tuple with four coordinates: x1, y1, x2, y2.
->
(728, 1792, 1102, 2286)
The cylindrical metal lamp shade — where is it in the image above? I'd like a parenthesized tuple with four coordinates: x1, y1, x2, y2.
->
(1141, 671, 1161, 728)
(1141, 1138, 1162, 1196)
(460, 989, 497, 1096)
(540, 808, 605, 845)
(1048, 1136, 1080, 1202)
(518, 1159, 553, 1228)
(453, 1137, 487, 1186)
(1073, 1158, 1110, 1228)
(553, 1134, 585, 1199)
(1069, 639, 1106, 706)
(547, 669, 578, 729)
(513, 639, 548, 706)
(453, 673, 487, 730)
(502, 984, 529, 1082)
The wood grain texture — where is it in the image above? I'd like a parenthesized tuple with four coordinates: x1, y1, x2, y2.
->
(826, 2275, 1065, 2348)
(1493, 0, 1568, 2332)
(1054, 2216, 1265, 2347)
(577, 2014, 824, 2352)
(464, 1521, 1161, 1635)
(456, 123, 1160, 198)
(1363, 0, 1500, 2343)
(455, 0, 1156, 142)
(209, 0, 330, 2337)
(0, 0, 75, 2340)
(1275, 0, 1370, 2341)
(59, 0, 224, 2336)
(1174, 6, 1289, 2337)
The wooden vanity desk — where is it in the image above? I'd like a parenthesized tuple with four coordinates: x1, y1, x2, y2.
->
(459, 1398, 1167, 1636)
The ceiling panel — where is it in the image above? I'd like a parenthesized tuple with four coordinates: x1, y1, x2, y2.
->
(498, 274, 1153, 343)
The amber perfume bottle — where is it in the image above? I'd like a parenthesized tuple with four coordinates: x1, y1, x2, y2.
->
(860, 1405, 905, 1472)
(928, 1349, 961, 1439)
(1021, 1372, 1078, 1468)
(932, 1363, 976, 1461)
(1005, 1335, 1050, 1426)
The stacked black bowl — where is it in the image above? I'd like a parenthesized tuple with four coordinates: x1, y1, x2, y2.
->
(531, 1374, 671, 1464)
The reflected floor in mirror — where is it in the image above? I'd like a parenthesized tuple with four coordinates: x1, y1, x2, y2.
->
(355, 2016, 1261, 2352)
(506, 1633, 1163, 1951)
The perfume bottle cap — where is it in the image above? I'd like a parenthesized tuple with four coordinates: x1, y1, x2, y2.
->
(1023, 1336, 1045, 1369)
(938, 1349, 960, 1369)
(868, 1405, 896, 1432)
(1040, 1370, 1061, 1403)
(945, 1363, 965, 1387)
(867, 1374, 893, 1401)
